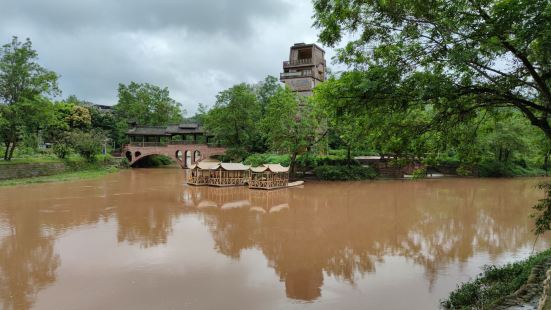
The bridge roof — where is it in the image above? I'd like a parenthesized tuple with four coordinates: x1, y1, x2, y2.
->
(127, 124, 206, 136)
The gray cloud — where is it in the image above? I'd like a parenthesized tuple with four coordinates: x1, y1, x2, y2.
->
(0, 0, 333, 114)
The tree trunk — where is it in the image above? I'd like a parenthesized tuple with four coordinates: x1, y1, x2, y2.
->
(290, 151, 298, 178)
(347, 145, 352, 168)
(3, 142, 10, 161)
(7, 141, 16, 161)
(545, 150, 550, 177)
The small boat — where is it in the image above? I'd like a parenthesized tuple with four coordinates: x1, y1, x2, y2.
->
(287, 181, 304, 188)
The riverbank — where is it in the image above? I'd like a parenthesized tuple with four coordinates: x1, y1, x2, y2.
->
(0, 166, 119, 186)
(0, 155, 124, 186)
(442, 248, 551, 309)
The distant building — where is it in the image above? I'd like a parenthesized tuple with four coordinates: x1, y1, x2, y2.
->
(82, 101, 114, 113)
(280, 43, 326, 96)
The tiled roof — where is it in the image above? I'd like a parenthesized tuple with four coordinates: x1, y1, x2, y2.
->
(127, 123, 206, 136)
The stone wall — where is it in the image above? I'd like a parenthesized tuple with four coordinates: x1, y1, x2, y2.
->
(0, 162, 67, 180)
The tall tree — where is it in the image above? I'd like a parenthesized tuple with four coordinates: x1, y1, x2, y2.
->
(255, 75, 281, 115)
(262, 87, 320, 175)
(312, 0, 551, 138)
(203, 83, 263, 159)
(114, 82, 184, 126)
(0, 37, 59, 160)
(113, 82, 184, 146)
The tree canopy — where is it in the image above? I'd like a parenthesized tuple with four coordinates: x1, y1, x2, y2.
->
(114, 82, 184, 126)
(0, 37, 59, 160)
(313, 0, 551, 138)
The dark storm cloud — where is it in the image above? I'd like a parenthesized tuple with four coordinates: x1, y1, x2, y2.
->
(0, 0, 326, 113)
(1, 0, 287, 36)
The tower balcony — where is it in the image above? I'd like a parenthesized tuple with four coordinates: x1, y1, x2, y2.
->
(283, 58, 313, 68)
(280, 70, 313, 80)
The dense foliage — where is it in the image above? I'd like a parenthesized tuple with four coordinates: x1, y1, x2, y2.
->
(0, 37, 185, 163)
(313, 0, 551, 138)
(441, 248, 551, 309)
(314, 165, 377, 180)
(201, 77, 324, 175)
(0, 37, 59, 160)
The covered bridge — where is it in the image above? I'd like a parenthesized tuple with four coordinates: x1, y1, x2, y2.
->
(123, 123, 226, 168)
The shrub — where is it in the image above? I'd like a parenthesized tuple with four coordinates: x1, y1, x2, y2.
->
(456, 164, 474, 176)
(68, 129, 106, 162)
(314, 165, 377, 180)
(244, 153, 290, 166)
(119, 158, 130, 168)
(478, 160, 513, 177)
(411, 167, 427, 179)
(133, 155, 174, 167)
(53, 142, 71, 159)
(441, 248, 551, 309)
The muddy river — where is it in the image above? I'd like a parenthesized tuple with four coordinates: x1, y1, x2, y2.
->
(0, 169, 548, 309)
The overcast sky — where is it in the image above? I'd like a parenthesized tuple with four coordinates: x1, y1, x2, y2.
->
(0, 0, 338, 115)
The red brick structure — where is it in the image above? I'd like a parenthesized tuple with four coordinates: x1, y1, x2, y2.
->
(123, 123, 226, 168)
(123, 143, 226, 168)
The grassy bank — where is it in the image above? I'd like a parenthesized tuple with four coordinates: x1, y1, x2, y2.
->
(442, 248, 551, 309)
(0, 166, 118, 186)
(0, 154, 123, 187)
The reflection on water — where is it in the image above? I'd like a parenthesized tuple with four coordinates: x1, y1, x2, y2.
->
(0, 169, 548, 309)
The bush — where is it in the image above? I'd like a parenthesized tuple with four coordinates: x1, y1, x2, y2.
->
(68, 129, 106, 162)
(132, 155, 174, 167)
(53, 142, 71, 159)
(411, 167, 427, 179)
(314, 165, 377, 180)
(456, 164, 474, 176)
(478, 160, 513, 177)
(441, 248, 551, 309)
(244, 153, 290, 167)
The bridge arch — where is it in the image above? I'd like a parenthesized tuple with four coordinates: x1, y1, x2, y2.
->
(184, 150, 192, 168)
(125, 151, 132, 162)
(122, 144, 226, 169)
(193, 150, 202, 162)
(175, 150, 183, 163)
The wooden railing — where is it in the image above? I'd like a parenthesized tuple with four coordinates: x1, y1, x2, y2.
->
(249, 179, 288, 189)
(187, 175, 210, 185)
(126, 141, 223, 148)
(208, 177, 247, 187)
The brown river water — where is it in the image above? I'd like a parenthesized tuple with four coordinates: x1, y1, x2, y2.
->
(0, 169, 549, 310)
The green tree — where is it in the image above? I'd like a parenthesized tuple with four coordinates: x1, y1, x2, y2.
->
(0, 37, 59, 160)
(203, 83, 262, 159)
(112, 82, 184, 147)
(68, 129, 106, 162)
(313, 0, 551, 139)
(114, 82, 184, 125)
(262, 87, 319, 175)
(314, 70, 436, 163)
(255, 75, 281, 115)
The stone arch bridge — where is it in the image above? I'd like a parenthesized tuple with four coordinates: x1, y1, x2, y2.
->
(123, 142, 226, 168)
(123, 123, 226, 168)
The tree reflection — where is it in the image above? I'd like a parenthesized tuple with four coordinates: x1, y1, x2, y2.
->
(0, 206, 60, 310)
(182, 180, 546, 301)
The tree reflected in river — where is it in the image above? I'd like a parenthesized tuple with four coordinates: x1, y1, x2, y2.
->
(182, 180, 545, 301)
(0, 171, 546, 308)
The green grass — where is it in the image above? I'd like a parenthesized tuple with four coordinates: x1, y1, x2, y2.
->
(0, 166, 119, 187)
(442, 248, 551, 309)
(0, 156, 62, 165)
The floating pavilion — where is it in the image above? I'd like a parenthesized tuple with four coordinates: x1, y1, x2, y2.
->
(187, 161, 219, 186)
(249, 164, 290, 190)
(208, 163, 251, 187)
